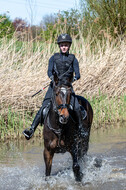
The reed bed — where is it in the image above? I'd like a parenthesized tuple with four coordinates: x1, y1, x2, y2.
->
(0, 33, 126, 139)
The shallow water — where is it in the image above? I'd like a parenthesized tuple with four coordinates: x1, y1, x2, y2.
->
(0, 125, 126, 190)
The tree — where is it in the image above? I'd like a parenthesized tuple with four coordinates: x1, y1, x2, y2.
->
(41, 14, 57, 30)
(39, 14, 58, 41)
(39, 9, 81, 41)
(79, 0, 126, 38)
(13, 18, 28, 32)
(53, 9, 81, 37)
(0, 14, 14, 38)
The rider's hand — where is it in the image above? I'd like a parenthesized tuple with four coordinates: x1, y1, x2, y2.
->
(73, 77, 77, 82)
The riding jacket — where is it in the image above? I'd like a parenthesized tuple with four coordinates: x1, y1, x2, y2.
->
(48, 51, 80, 80)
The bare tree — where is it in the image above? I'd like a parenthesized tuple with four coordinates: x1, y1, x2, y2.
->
(25, 0, 37, 25)
(40, 13, 57, 30)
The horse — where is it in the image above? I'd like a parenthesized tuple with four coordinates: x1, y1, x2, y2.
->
(43, 75, 93, 181)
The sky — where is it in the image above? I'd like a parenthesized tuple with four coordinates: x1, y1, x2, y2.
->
(0, 0, 80, 25)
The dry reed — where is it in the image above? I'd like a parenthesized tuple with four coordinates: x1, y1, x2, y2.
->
(0, 34, 126, 113)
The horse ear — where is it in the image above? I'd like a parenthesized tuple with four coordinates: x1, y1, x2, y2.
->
(54, 73, 59, 85)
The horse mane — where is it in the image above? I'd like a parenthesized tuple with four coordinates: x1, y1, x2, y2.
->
(56, 77, 72, 87)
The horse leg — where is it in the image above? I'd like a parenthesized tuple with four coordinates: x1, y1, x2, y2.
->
(43, 148, 54, 176)
(70, 145, 83, 182)
(80, 124, 91, 158)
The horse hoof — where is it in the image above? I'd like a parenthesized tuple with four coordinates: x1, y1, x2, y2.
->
(75, 172, 83, 182)
(45, 176, 50, 181)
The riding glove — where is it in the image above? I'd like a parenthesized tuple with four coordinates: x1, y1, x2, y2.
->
(50, 75, 54, 82)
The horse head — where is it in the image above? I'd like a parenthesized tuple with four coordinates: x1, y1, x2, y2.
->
(53, 74, 72, 124)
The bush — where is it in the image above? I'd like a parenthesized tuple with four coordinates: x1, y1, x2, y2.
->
(0, 14, 14, 38)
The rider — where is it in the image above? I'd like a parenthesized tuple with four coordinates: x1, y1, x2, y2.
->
(23, 33, 84, 140)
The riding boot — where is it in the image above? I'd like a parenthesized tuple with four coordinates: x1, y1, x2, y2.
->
(75, 109, 88, 138)
(23, 107, 44, 140)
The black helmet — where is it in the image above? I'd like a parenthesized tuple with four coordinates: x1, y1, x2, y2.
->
(57, 33, 72, 44)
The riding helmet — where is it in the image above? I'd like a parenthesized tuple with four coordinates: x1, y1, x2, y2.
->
(57, 34, 72, 44)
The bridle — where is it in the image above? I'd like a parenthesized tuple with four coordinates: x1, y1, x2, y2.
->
(57, 103, 69, 110)
(52, 85, 72, 115)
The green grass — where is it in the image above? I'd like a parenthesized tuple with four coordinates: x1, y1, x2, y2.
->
(0, 108, 42, 141)
(0, 95, 125, 140)
(87, 94, 126, 129)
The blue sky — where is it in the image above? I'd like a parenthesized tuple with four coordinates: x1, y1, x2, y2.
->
(0, 0, 80, 25)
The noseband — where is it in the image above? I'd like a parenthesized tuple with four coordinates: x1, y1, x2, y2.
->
(57, 103, 69, 110)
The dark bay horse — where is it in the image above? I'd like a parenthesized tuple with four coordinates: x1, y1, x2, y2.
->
(43, 76, 93, 181)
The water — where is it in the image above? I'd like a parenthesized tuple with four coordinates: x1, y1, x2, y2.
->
(0, 125, 126, 190)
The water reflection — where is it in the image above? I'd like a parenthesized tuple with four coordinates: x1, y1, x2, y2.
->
(0, 125, 126, 190)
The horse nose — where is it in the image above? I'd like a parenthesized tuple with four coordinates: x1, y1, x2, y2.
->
(59, 114, 69, 124)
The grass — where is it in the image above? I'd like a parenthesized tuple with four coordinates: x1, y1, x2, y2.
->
(0, 108, 43, 140)
(88, 94, 126, 129)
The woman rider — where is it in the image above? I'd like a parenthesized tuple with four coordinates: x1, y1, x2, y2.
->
(23, 33, 85, 140)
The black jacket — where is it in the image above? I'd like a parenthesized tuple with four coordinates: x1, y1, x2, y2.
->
(47, 52, 80, 80)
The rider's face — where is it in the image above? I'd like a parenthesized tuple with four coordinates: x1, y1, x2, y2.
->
(59, 42, 70, 53)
